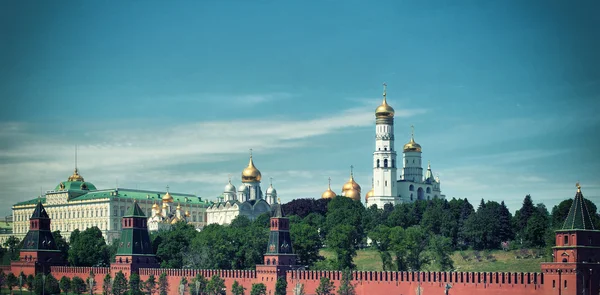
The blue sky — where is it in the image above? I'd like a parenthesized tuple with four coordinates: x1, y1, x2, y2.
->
(1, 0, 599, 216)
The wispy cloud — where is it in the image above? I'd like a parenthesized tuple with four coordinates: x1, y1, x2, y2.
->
(0, 102, 427, 213)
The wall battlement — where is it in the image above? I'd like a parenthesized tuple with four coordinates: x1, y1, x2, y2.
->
(138, 268, 257, 279)
(288, 270, 544, 285)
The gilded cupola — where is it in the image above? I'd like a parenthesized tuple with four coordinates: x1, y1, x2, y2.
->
(375, 83, 395, 119)
(241, 150, 262, 183)
(342, 166, 361, 193)
(67, 168, 85, 182)
(403, 125, 422, 153)
(365, 178, 374, 201)
(345, 188, 361, 202)
(152, 202, 160, 210)
(162, 192, 174, 203)
(321, 177, 337, 199)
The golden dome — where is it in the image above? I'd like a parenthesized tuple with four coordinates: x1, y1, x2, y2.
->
(152, 202, 160, 210)
(345, 188, 361, 201)
(185, 210, 190, 217)
(176, 203, 181, 210)
(162, 192, 174, 203)
(67, 168, 85, 182)
(162, 202, 168, 208)
(241, 152, 262, 183)
(321, 177, 337, 199)
(375, 84, 394, 118)
(366, 189, 374, 200)
(170, 217, 180, 224)
(403, 125, 422, 152)
(342, 168, 361, 193)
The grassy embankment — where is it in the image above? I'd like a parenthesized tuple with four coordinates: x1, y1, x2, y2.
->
(320, 248, 547, 273)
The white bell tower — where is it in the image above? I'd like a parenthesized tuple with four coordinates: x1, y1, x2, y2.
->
(371, 83, 398, 208)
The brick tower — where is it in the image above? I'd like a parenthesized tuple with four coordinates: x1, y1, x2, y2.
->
(11, 200, 66, 275)
(111, 201, 159, 277)
(256, 203, 299, 292)
(541, 183, 599, 295)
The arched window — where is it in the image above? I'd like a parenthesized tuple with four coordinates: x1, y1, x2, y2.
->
(384, 159, 388, 168)
(426, 187, 431, 194)
(409, 185, 414, 191)
(266, 259, 271, 265)
(417, 187, 424, 200)
(377, 159, 380, 168)
(564, 235, 569, 245)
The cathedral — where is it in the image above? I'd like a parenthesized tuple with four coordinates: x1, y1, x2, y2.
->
(322, 84, 445, 208)
(206, 152, 275, 225)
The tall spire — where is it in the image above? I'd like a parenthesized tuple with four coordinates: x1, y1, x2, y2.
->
(328, 177, 332, 189)
(75, 145, 78, 172)
(350, 165, 354, 178)
(411, 125, 415, 141)
(382, 83, 387, 104)
(562, 182, 595, 230)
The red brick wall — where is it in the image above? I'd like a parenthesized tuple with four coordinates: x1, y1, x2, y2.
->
(50, 266, 110, 280)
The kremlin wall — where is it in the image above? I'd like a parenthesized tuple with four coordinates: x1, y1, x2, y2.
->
(6, 184, 600, 295)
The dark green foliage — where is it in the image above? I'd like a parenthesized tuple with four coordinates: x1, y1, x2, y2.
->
(231, 280, 246, 295)
(290, 222, 323, 267)
(315, 277, 334, 295)
(155, 222, 198, 268)
(158, 272, 169, 295)
(33, 273, 43, 295)
(52, 230, 70, 262)
(337, 269, 356, 295)
(71, 276, 86, 294)
(3, 236, 21, 260)
(60, 276, 71, 294)
(206, 274, 226, 295)
(283, 198, 330, 218)
(6, 272, 17, 291)
(250, 283, 267, 295)
(326, 224, 357, 270)
(427, 235, 454, 271)
(68, 227, 111, 266)
(129, 273, 143, 295)
(103, 273, 112, 295)
(275, 277, 287, 295)
(463, 200, 512, 250)
(45, 273, 61, 295)
(112, 271, 129, 295)
(144, 274, 157, 295)
(26, 274, 35, 292)
(189, 273, 207, 295)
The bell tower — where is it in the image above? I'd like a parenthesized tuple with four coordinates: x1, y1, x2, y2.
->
(541, 183, 599, 295)
(372, 83, 398, 208)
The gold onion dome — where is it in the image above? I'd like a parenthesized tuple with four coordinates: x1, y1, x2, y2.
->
(176, 203, 181, 210)
(162, 192, 174, 203)
(403, 126, 422, 152)
(345, 188, 361, 201)
(185, 210, 190, 217)
(67, 168, 85, 182)
(241, 151, 262, 183)
(152, 202, 160, 210)
(375, 84, 394, 118)
(342, 167, 361, 193)
(321, 178, 337, 199)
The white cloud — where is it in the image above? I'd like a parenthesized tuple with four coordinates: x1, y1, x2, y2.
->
(0, 103, 427, 214)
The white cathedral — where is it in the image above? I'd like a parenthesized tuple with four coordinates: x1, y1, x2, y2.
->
(206, 152, 276, 225)
(322, 84, 445, 208)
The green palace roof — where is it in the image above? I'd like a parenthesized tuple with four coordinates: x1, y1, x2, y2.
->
(14, 188, 209, 207)
(562, 184, 596, 230)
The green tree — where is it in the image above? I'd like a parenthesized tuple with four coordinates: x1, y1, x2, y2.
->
(315, 277, 334, 295)
(292, 282, 306, 295)
(45, 273, 61, 295)
(368, 225, 393, 270)
(158, 273, 169, 295)
(250, 283, 267, 295)
(68, 227, 110, 266)
(129, 273, 143, 295)
(72, 276, 86, 295)
(524, 204, 551, 248)
(231, 280, 246, 295)
(112, 271, 129, 295)
(60, 276, 72, 294)
(0, 271, 6, 291)
(275, 277, 287, 295)
(337, 269, 355, 295)
(18, 271, 25, 293)
(26, 274, 35, 293)
(155, 222, 199, 268)
(3, 236, 21, 260)
(189, 273, 207, 295)
(403, 226, 429, 271)
(326, 224, 357, 270)
(144, 274, 157, 295)
(389, 226, 407, 271)
(33, 273, 44, 295)
(6, 272, 17, 292)
(205, 275, 225, 295)
(427, 235, 454, 271)
(103, 273, 112, 295)
(53, 230, 70, 262)
(290, 222, 323, 267)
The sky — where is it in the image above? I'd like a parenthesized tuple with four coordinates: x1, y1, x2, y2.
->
(1, 0, 599, 217)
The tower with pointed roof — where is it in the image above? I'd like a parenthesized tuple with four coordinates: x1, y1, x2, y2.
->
(256, 202, 299, 293)
(111, 201, 159, 277)
(11, 200, 66, 275)
(541, 183, 599, 295)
